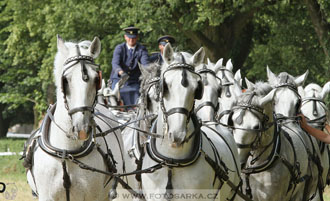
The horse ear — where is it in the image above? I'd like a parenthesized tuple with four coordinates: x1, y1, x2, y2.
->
(297, 86, 305, 98)
(192, 47, 205, 66)
(294, 70, 308, 86)
(57, 34, 68, 55)
(207, 58, 212, 65)
(232, 79, 242, 97)
(258, 88, 276, 107)
(162, 43, 174, 65)
(138, 62, 148, 77)
(214, 58, 223, 73)
(226, 59, 233, 72)
(89, 37, 101, 58)
(234, 69, 241, 82)
(266, 66, 277, 83)
(321, 81, 330, 99)
(245, 77, 255, 89)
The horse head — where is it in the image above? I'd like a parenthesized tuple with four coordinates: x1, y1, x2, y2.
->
(230, 81, 274, 164)
(298, 82, 330, 129)
(139, 62, 161, 116)
(54, 35, 101, 140)
(159, 43, 205, 147)
(267, 66, 308, 117)
(212, 58, 242, 123)
(195, 62, 222, 122)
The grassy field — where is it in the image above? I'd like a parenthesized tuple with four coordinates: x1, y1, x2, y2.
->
(2, 138, 330, 201)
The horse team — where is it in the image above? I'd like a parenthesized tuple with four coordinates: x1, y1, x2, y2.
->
(23, 36, 330, 201)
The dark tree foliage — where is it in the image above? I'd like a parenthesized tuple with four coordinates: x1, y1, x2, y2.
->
(0, 0, 329, 133)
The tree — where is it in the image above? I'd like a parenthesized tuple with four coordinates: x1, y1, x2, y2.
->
(0, 0, 329, 131)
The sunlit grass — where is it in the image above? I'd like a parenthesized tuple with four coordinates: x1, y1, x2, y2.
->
(1, 138, 330, 200)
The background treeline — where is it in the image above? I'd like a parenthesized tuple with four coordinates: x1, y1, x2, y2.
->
(0, 0, 329, 137)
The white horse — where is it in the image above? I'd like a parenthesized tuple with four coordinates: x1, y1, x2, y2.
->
(210, 58, 242, 124)
(299, 82, 330, 131)
(298, 82, 330, 196)
(230, 79, 313, 201)
(24, 36, 125, 201)
(120, 63, 162, 199)
(141, 44, 241, 201)
(266, 67, 321, 200)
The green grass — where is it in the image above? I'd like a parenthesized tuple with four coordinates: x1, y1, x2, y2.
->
(1, 138, 330, 200)
(0, 138, 26, 153)
(0, 138, 34, 200)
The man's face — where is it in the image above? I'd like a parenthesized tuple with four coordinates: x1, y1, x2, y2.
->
(124, 35, 138, 47)
(159, 44, 165, 54)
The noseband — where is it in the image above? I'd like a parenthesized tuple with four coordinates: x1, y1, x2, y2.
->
(230, 93, 270, 149)
(61, 45, 100, 116)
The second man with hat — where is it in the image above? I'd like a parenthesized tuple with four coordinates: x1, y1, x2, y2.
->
(149, 35, 175, 66)
(109, 25, 149, 106)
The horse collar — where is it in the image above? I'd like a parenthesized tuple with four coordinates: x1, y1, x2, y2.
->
(38, 104, 95, 159)
(146, 114, 202, 167)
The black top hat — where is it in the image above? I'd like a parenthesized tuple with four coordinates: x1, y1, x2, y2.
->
(123, 26, 139, 39)
(157, 35, 175, 46)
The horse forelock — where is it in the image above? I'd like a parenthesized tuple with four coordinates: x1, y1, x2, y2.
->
(161, 51, 193, 73)
(139, 64, 160, 94)
(304, 83, 322, 96)
(54, 40, 93, 91)
(273, 72, 296, 87)
(237, 92, 260, 107)
(253, 81, 272, 96)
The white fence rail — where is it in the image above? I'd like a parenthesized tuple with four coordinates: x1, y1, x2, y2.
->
(6, 132, 30, 139)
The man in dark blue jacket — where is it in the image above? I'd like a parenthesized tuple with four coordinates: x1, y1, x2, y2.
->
(149, 35, 175, 66)
(110, 26, 149, 106)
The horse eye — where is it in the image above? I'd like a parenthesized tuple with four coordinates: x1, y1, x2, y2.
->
(62, 77, 69, 92)
(253, 124, 260, 130)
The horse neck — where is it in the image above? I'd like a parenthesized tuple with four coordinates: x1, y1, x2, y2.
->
(155, 110, 197, 159)
(49, 96, 85, 150)
(196, 106, 215, 122)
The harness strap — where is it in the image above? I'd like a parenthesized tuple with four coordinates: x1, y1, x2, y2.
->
(62, 160, 71, 201)
(68, 106, 93, 115)
(203, 152, 254, 201)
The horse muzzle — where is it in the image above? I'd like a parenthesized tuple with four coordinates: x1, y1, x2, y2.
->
(169, 131, 186, 147)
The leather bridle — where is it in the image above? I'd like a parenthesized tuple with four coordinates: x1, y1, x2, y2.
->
(195, 67, 222, 115)
(301, 95, 328, 130)
(61, 45, 101, 117)
(159, 62, 202, 144)
(217, 67, 234, 97)
(229, 93, 271, 149)
(273, 83, 302, 122)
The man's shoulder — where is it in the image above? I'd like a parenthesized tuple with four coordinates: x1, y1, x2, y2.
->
(136, 43, 147, 51)
(115, 42, 126, 49)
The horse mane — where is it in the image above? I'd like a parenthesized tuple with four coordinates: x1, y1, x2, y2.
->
(238, 81, 272, 106)
(160, 51, 193, 73)
(139, 63, 161, 94)
(53, 40, 93, 94)
(251, 81, 272, 96)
